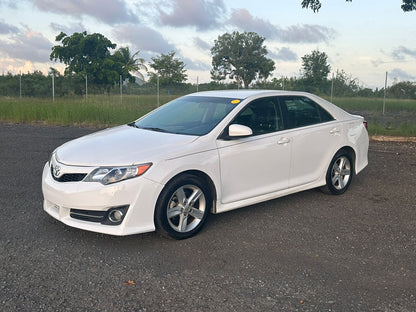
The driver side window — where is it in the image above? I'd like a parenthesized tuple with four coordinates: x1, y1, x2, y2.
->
(233, 97, 282, 136)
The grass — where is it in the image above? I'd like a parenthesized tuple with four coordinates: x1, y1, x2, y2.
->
(368, 121, 416, 137)
(1, 95, 415, 136)
(0, 94, 178, 127)
(330, 97, 416, 137)
(330, 97, 416, 112)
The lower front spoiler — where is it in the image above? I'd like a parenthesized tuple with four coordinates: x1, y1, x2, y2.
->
(43, 200, 156, 236)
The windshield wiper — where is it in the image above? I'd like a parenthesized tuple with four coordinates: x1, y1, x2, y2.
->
(140, 127, 168, 133)
(128, 122, 139, 128)
(128, 123, 169, 133)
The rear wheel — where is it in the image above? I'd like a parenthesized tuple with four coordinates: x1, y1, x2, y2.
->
(155, 174, 211, 239)
(321, 151, 353, 195)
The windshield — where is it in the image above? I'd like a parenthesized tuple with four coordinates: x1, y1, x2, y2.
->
(133, 96, 241, 136)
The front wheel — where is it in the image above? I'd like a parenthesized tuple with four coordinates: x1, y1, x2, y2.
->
(321, 152, 353, 195)
(155, 174, 211, 239)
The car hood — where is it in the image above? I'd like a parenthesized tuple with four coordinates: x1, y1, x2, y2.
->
(56, 125, 199, 166)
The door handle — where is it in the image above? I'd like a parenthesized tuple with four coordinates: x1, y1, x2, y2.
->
(277, 137, 290, 145)
(330, 128, 340, 135)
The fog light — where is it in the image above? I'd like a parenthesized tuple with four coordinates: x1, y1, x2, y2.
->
(103, 205, 129, 225)
(108, 209, 124, 222)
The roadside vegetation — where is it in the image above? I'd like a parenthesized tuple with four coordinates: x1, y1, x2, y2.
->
(1, 95, 415, 137)
(0, 95, 173, 128)
(1, 29, 415, 136)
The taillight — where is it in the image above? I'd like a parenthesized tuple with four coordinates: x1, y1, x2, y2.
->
(363, 120, 368, 130)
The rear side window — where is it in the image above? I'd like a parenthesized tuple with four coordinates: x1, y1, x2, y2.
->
(279, 96, 334, 129)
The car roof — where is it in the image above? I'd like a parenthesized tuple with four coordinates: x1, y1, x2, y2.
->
(187, 90, 309, 100)
(186, 89, 354, 121)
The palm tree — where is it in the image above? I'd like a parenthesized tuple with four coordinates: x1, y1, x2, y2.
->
(114, 47, 147, 83)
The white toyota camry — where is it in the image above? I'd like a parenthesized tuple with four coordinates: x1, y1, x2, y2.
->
(42, 90, 369, 239)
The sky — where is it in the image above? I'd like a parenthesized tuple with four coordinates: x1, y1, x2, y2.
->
(0, 0, 415, 89)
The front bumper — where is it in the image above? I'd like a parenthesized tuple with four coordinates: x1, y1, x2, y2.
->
(42, 162, 163, 236)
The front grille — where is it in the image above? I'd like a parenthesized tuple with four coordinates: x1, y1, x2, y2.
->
(51, 166, 87, 182)
(70, 209, 107, 223)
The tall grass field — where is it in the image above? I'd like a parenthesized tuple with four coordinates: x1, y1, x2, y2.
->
(1, 95, 415, 136)
(0, 95, 177, 127)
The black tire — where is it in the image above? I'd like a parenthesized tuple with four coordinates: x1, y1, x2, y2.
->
(155, 174, 211, 239)
(321, 151, 353, 195)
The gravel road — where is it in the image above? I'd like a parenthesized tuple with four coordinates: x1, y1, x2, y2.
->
(1, 123, 415, 311)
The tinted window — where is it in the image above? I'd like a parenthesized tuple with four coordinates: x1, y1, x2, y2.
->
(232, 97, 283, 135)
(134, 96, 239, 136)
(279, 96, 334, 129)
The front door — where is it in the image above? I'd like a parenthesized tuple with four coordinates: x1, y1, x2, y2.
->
(216, 97, 291, 205)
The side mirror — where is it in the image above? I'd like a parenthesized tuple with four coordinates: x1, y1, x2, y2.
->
(228, 124, 253, 137)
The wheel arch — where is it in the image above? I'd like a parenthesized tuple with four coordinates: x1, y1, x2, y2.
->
(335, 146, 356, 174)
(158, 169, 218, 214)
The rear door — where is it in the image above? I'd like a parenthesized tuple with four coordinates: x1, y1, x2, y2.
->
(278, 96, 340, 187)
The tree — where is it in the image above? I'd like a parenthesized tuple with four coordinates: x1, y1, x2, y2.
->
(211, 31, 275, 88)
(402, 0, 416, 11)
(388, 81, 416, 99)
(332, 69, 360, 97)
(50, 31, 117, 85)
(301, 50, 331, 92)
(301, 0, 415, 12)
(112, 47, 147, 83)
(148, 52, 187, 87)
(48, 67, 60, 77)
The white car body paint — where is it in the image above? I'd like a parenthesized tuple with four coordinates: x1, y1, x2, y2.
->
(42, 90, 369, 236)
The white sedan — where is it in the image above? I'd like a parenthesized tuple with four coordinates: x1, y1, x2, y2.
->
(42, 90, 368, 239)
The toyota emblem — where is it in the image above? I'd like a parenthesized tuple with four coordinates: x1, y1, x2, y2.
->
(53, 165, 61, 178)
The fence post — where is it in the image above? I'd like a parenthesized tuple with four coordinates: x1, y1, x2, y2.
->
(383, 71, 387, 115)
(120, 75, 122, 105)
(85, 75, 88, 102)
(157, 75, 160, 107)
(52, 74, 55, 102)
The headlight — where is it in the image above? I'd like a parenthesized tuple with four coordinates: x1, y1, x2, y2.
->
(84, 163, 152, 185)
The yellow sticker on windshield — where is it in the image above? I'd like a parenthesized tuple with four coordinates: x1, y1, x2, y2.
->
(231, 99, 241, 104)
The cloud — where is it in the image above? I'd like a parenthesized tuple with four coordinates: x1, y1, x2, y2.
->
(270, 47, 298, 62)
(0, 0, 17, 9)
(31, 0, 137, 24)
(228, 8, 276, 38)
(228, 9, 335, 43)
(157, 0, 226, 30)
(0, 28, 52, 63)
(389, 68, 415, 81)
(113, 24, 175, 54)
(49, 22, 86, 37)
(181, 56, 210, 71)
(193, 37, 211, 51)
(371, 58, 383, 67)
(0, 20, 19, 34)
(277, 24, 335, 43)
(392, 46, 416, 60)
